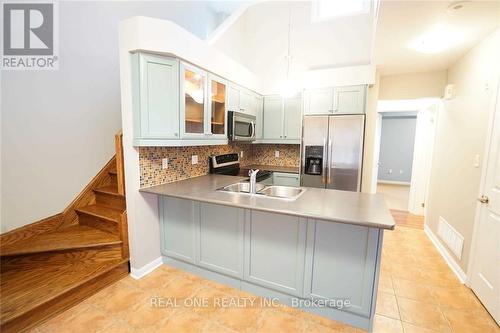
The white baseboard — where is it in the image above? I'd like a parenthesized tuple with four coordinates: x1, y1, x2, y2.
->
(130, 257, 163, 279)
(377, 180, 411, 186)
(424, 224, 467, 283)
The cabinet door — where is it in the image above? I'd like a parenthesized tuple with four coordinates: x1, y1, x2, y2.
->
(198, 203, 244, 278)
(239, 89, 252, 114)
(304, 220, 380, 317)
(159, 197, 196, 263)
(227, 85, 240, 112)
(304, 88, 334, 115)
(180, 62, 207, 138)
(263, 96, 284, 140)
(253, 94, 264, 139)
(208, 74, 227, 138)
(273, 172, 300, 187)
(244, 211, 307, 296)
(284, 95, 302, 140)
(137, 53, 179, 139)
(334, 85, 366, 114)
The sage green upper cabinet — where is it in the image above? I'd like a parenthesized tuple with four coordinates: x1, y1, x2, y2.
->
(252, 94, 264, 140)
(180, 62, 207, 139)
(239, 89, 252, 114)
(226, 83, 255, 115)
(304, 88, 334, 115)
(304, 85, 366, 115)
(284, 95, 302, 140)
(335, 85, 366, 114)
(133, 53, 180, 142)
(263, 95, 284, 140)
(262, 94, 302, 143)
(227, 84, 240, 112)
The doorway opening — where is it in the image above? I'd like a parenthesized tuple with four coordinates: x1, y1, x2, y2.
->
(374, 98, 441, 227)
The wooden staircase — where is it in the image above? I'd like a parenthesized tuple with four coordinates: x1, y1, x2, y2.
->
(0, 132, 129, 333)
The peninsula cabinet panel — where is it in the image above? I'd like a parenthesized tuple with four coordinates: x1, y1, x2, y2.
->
(304, 220, 380, 317)
(159, 197, 196, 264)
(133, 53, 180, 140)
(244, 210, 307, 296)
(198, 203, 244, 278)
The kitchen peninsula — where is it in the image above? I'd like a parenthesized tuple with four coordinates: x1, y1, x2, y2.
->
(141, 174, 394, 331)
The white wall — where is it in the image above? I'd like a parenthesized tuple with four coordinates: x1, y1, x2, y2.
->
(0, 1, 221, 233)
(378, 70, 447, 100)
(426, 29, 500, 271)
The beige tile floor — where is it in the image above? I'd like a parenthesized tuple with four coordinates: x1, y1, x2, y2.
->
(31, 225, 499, 333)
(377, 183, 410, 211)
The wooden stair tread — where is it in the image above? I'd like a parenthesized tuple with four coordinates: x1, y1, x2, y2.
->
(94, 185, 122, 196)
(0, 258, 127, 325)
(0, 225, 121, 257)
(76, 204, 122, 223)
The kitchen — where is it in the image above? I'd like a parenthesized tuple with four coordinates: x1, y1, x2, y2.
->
(121, 11, 394, 331)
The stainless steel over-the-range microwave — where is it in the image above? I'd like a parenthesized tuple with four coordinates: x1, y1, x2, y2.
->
(228, 111, 256, 142)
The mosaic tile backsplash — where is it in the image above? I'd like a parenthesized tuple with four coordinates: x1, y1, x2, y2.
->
(139, 143, 300, 188)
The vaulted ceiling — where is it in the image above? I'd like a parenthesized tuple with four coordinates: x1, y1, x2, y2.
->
(211, 0, 499, 80)
(212, 0, 377, 91)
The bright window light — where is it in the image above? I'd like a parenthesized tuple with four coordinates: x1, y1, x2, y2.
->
(312, 0, 370, 22)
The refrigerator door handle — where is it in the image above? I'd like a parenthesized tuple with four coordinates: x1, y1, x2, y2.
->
(322, 137, 327, 184)
(327, 138, 332, 184)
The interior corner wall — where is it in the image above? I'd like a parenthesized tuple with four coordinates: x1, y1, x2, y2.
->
(0, 1, 220, 233)
(425, 28, 500, 272)
(361, 72, 381, 194)
(379, 70, 448, 100)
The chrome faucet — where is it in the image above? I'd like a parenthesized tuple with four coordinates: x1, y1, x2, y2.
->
(248, 169, 260, 194)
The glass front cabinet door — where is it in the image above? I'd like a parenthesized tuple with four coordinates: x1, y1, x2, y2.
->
(180, 63, 227, 140)
(208, 74, 227, 138)
(180, 62, 207, 138)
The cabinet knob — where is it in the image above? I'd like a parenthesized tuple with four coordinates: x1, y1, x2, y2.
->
(174, 133, 178, 137)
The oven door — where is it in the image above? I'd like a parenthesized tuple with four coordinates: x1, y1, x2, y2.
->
(230, 112, 256, 141)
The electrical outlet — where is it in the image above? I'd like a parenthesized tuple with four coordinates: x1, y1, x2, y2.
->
(240, 151, 244, 158)
(192, 155, 198, 165)
(275, 150, 280, 158)
(162, 158, 169, 170)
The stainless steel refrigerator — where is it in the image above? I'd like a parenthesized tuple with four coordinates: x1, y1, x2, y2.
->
(301, 115, 365, 191)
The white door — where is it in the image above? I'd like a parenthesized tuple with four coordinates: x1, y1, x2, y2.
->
(470, 84, 500, 325)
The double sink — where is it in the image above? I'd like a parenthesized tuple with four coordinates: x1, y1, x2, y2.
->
(218, 182, 305, 200)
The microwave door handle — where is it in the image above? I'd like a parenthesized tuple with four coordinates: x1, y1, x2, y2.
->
(251, 122, 256, 138)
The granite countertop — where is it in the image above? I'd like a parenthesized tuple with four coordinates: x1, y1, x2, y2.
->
(243, 165, 300, 174)
(140, 174, 395, 230)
